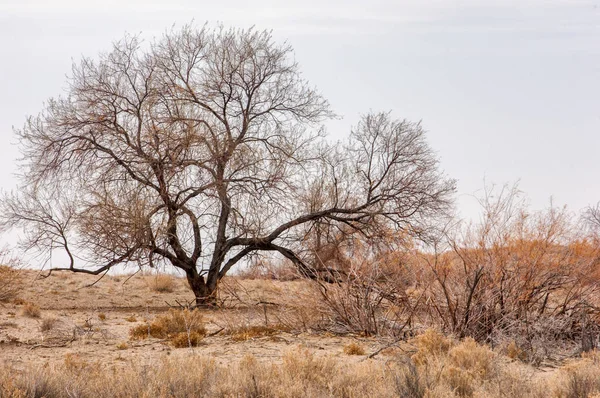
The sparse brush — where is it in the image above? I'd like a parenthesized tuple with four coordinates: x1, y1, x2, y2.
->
(411, 329, 452, 365)
(148, 274, 176, 293)
(129, 309, 205, 347)
(506, 340, 527, 361)
(21, 302, 41, 318)
(343, 342, 365, 355)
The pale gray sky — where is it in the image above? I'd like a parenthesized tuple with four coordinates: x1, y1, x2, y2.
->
(1, 0, 599, 220)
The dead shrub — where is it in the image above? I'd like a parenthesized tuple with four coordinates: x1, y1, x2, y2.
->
(39, 317, 59, 332)
(21, 302, 41, 318)
(419, 184, 600, 359)
(411, 329, 452, 366)
(392, 362, 426, 398)
(129, 308, 205, 347)
(311, 240, 420, 337)
(148, 273, 177, 293)
(441, 338, 496, 397)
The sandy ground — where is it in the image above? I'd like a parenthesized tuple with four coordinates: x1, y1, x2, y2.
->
(0, 271, 385, 371)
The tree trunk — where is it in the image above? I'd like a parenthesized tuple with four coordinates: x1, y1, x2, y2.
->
(186, 270, 217, 307)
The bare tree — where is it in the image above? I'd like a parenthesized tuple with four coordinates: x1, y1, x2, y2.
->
(1, 24, 455, 305)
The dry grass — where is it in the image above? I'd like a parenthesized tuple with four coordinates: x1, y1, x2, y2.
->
(343, 342, 366, 355)
(226, 324, 289, 342)
(148, 274, 177, 293)
(411, 329, 452, 365)
(116, 342, 129, 350)
(1, 343, 600, 398)
(21, 302, 41, 318)
(129, 308, 205, 347)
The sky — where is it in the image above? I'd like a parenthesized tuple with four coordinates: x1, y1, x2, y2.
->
(0, 0, 599, 221)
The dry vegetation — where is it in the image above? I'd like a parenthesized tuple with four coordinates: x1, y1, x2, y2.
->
(129, 308, 206, 348)
(1, 329, 600, 397)
(148, 274, 177, 293)
(0, 188, 599, 397)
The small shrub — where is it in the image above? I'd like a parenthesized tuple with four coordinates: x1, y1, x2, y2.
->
(411, 329, 451, 365)
(343, 342, 365, 355)
(125, 315, 137, 322)
(129, 309, 205, 347)
(21, 302, 41, 318)
(39, 317, 59, 332)
(149, 274, 176, 293)
(447, 338, 494, 378)
(393, 363, 426, 398)
(440, 338, 496, 397)
(98, 313, 107, 321)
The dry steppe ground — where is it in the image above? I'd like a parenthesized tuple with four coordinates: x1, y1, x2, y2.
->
(1, 271, 371, 368)
(1, 270, 600, 397)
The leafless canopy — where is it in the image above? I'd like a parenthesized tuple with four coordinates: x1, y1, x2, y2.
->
(1, 24, 455, 304)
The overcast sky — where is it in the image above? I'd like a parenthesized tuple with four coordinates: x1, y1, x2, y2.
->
(1, 0, 599, 220)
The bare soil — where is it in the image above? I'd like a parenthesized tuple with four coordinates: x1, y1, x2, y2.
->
(0, 271, 383, 370)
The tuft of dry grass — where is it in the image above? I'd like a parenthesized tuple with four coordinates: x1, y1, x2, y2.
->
(97, 313, 107, 321)
(343, 342, 366, 355)
(129, 308, 205, 347)
(116, 342, 129, 350)
(411, 329, 451, 365)
(125, 315, 137, 322)
(21, 302, 41, 318)
(148, 274, 177, 293)
(170, 331, 205, 348)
